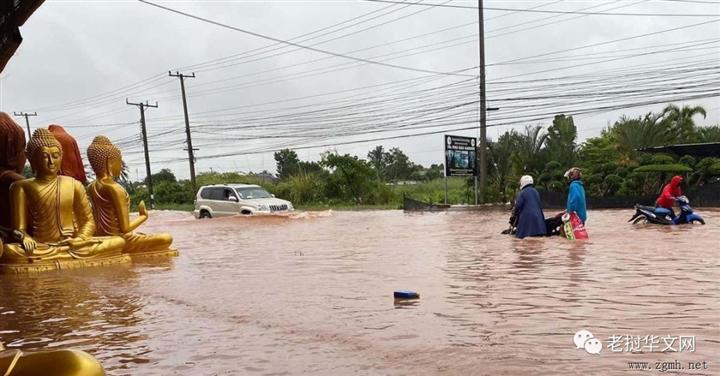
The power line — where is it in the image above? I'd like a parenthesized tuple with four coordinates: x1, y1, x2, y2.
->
(137, 0, 475, 77)
(362, 0, 720, 17)
(494, 19, 720, 65)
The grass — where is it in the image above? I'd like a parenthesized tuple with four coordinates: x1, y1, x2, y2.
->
(139, 178, 476, 212)
(390, 177, 474, 205)
(143, 203, 195, 212)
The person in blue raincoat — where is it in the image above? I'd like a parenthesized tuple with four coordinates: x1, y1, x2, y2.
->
(564, 167, 587, 224)
(512, 175, 547, 239)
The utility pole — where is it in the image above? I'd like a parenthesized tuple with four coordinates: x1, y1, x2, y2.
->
(477, 0, 488, 204)
(13, 111, 37, 138)
(169, 71, 198, 192)
(127, 99, 158, 209)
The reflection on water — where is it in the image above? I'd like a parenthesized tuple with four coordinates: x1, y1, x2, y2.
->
(0, 267, 150, 373)
(0, 209, 718, 375)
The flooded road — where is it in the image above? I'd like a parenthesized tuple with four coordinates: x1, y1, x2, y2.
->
(1, 209, 718, 375)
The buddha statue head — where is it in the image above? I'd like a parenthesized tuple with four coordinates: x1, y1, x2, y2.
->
(87, 136, 122, 179)
(0, 112, 27, 174)
(26, 128, 63, 178)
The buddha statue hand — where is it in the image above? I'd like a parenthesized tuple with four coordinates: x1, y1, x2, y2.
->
(20, 233, 37, 256)
(138, 200, 148, 217)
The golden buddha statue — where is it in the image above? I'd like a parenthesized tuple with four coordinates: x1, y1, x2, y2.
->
(0, 347, 105, 376)
(0, 129, 127, 268)
(0, 112, 27, 231)
(86, 136, 175, 256)
(49, 124, 88, 184)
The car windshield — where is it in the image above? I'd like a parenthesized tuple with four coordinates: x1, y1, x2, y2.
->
(234, 187, 272, 199)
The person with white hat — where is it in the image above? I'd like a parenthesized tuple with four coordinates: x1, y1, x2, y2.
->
(511, 175, 547, 238)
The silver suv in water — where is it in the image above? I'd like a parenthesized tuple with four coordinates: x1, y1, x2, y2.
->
(193, 184, 294, 219)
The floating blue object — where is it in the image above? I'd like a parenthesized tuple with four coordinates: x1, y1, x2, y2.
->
(394, 290, 420, 299)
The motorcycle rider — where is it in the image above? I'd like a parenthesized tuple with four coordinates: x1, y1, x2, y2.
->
(511, 175, 547, 238)
(564, 167, 587, 224)
(656, 175, 684, 219)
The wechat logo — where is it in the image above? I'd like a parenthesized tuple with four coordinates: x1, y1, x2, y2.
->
(574, 329, 602, 355)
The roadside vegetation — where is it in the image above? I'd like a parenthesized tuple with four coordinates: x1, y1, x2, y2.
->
(121, 103, 720, 211)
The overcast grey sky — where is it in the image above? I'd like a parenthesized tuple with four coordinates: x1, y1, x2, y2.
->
(1, 0, 719, 180)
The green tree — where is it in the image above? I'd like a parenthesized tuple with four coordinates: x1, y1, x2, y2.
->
(367, 145, 387, 180)
(385, 147, 415, 181)
(608, 113, 672, 165)
(298, 161, 324, 175)
(661, 104, 706, 143)
(274, 149, 300, 180)
(690, 157, 720, 186)
(537, 160, 565, 192)
(425, 164, 444, 181)
(488, 133, 519, 202)
(148, 168, 177, 185)
(321, 153, 383, 204)
(511, 125, 547, 176)
(698, 125, 720, 142)
(545, 114, 577, 167)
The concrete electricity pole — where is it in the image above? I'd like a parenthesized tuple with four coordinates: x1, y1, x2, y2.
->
(477, 0, 488, 204)
(126, 99, 158, 209)
(169, 71, 198, 193)
(13, 111, 37, 138)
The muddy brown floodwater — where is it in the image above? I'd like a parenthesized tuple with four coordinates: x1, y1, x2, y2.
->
(0, 209, 718, 375)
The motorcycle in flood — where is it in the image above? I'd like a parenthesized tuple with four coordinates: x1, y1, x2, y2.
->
(502, 211, 565, 236)
(629, 196, 705, 225)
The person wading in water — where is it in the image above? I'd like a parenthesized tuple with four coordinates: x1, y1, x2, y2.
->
(511, 175, 547, 239)
(564, 167, 587, 224)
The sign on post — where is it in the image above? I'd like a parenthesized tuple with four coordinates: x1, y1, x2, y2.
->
(445, 135, 477, 177)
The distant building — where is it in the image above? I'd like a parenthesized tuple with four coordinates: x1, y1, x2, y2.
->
(0, 1, 45, 72)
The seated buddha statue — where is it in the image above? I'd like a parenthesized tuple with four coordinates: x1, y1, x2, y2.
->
(86, 136, 174, 254)
(49, 124, 88, 184)
(0, 112, 27, 231)
(1, 129, 125, 263)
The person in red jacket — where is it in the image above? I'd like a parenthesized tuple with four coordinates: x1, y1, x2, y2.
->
(656, 175, 684, 218)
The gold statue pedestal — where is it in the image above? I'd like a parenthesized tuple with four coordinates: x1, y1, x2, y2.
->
(0, 254, 132, 275)
(0, 235, 132, 275)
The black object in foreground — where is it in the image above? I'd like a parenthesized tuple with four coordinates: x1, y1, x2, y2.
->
(394, 290, 420, 299)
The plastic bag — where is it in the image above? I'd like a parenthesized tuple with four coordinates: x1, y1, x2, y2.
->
(562, 212, 588, 240)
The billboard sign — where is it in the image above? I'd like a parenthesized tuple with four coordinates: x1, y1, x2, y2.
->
(444, 135, 477, 177)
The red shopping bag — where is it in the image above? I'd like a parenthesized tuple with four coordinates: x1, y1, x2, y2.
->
(562, 212, 588, 240)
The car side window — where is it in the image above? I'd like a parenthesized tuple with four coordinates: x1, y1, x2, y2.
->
(224, 188, 235, 201)
(200, 188, 212, 199)
(208, 187, 225, 201)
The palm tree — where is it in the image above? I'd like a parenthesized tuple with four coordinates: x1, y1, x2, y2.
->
(698, 125, 720, 142)
(661, 104, 707, 143)
(545, 114, 577, 166)
(609, 113, 672, 165)
(510, 125, 548, 176)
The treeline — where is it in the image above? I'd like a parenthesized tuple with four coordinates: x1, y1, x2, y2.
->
(123, 103, 720, 208)
(486, 104, 720, 203)
(125, 148, 449, 208)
